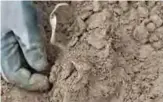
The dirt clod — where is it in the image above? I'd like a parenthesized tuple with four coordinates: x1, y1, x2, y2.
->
(146, 22, 156, 32)
(150, 14, 163, 27)
(137, 6, 148, 18)
(2, 1, 163, 102)
(133, 24, 149, 44)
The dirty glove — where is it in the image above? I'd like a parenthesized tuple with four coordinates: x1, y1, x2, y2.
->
(1, 1, 50, 91)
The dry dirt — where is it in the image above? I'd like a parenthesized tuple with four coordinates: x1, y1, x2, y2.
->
(1, 1, 163, 102)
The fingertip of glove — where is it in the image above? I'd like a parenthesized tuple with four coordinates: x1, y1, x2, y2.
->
(28, 74, 50, 91)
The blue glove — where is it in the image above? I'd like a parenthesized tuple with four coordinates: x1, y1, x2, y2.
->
(1, 1, 50, 91)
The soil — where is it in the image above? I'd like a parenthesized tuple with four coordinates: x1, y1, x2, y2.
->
(1, 1, 163, 102)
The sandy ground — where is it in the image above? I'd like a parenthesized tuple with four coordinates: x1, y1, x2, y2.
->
(1, 1, 163, 102)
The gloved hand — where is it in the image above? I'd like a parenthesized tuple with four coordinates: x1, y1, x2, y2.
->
(1, 1, 50, 91)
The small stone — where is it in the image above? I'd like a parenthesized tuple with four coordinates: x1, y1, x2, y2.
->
(146, 22, 156, 32)
(150, 15, 163, 27)
(93, 1, 101, 12)
(137, 6, 148, 18)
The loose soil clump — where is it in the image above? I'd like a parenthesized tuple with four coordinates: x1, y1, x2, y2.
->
(1, 1, 163, 102)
